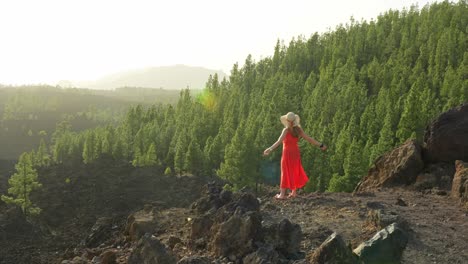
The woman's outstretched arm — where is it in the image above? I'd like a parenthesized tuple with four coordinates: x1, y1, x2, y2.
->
(263, 128, 288, 156)
(299, 128, 327, 151)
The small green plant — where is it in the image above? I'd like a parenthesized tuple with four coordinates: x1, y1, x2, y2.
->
(164, 167, 172, 176)
(223, 183, 235, 192)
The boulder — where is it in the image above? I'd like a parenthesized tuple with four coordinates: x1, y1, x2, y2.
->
(451, 160, 468, 203)
(125, 206, 158, 241)
(355, 140, 424, 193)
(243, 245, 280, 264)
(84, 217, 113, 247)
(353, 223, 408, 264)
(128, 233, 177, 264)
(190, 215, 213, 241)
(99, 250, 117, 264)
(189, 185, 264, 258)
(263, 218, 303, 257)
(366, 210, 407, 230)
(308, 232, 359, 264)
(414, 163, 455, 190)
(276, 218, 303, 257)
(413, 173, 438, 190)
(219, 189, 233, 204)
(212, 210, 262, 258)
(231, 192, 260, 212)
(213, 193, 260, 223)
(190, 182, 227, 214)
(423, 103, 468, 163)
(214, 192, 260, 223)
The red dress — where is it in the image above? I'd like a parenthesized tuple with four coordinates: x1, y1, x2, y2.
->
(280, 131, 308, 189)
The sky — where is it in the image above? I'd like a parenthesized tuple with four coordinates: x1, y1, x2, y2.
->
(0, 0, 440, 86)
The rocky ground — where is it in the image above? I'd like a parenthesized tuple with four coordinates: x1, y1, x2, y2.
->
(83, 184, 468, 263)
(1, 173, 467, 264)
(264, 188, 468, 263)
(0, 158, 210, 264)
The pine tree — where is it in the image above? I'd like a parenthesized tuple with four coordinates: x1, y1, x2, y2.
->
(396, 79, 421, 143)
(330, 123, 350, 175)
(202, 136, 215, 175)
(36, 138, 50, 166)
(327, 173, 352, 192)
(342, 137, 365, 191)
(145, 143, 158, 166)
(53, 132, 72, 163)
(1, 153, 42, 216)
(174, 131, 188, 175)
(101, 136, 111, 155)
(458, 52, 468, 103)
(218, 121, 258, 189)
(51, 120, 72, 143)
(184, 139, 203, 175)
(82, 131, 97, 164)
(112, 136, 127, 161)
(131, 148, 142, 167)
(372, 111, 395, 161)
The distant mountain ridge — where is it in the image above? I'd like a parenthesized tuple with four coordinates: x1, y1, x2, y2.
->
(76, 65, 228, 90)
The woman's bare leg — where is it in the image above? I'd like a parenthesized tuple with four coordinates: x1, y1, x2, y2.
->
(275, 188, 287, 199)
(288, 189, 297, 198)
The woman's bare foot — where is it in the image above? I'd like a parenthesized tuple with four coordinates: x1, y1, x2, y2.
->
(288, 190, 298, 198)
(274, 193, 287, 200)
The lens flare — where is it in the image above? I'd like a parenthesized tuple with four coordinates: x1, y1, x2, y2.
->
(197, 89, 217, 111)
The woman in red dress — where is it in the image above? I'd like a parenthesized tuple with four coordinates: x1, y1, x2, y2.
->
(263, 112, 327, 199)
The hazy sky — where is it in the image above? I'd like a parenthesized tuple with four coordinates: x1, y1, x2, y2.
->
(0, 0, 440, 85)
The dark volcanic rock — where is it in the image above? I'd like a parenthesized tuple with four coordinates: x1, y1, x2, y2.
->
(243, 245, 280, 264)
(366, 209, 407, 230)
(100, 250, 117, 264)
(84, 217, 113, 247)
(353, 222, 408, 264)
(263, 218, 303, 257)
(451, 160, 468, 207)
(189, 185, 265, 260)
(190, 215, 213, 240)
(276, 218, 303, 257)
(190, 182, 228, 214)
(355, 140, 424, 193)
(215, 192, 260, 222)
(414, 163, 455, 190)
(128, 233, 177, 264)
(423, 103, 468, 163)
(308, 232, 359, 264)
(124, 206, 158, 241)
(212, 210, 262, 258)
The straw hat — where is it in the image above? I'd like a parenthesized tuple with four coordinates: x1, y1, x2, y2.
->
(280, 112, 300, 128)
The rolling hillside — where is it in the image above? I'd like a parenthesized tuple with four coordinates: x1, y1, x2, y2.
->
(76, 65, 228, 90)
